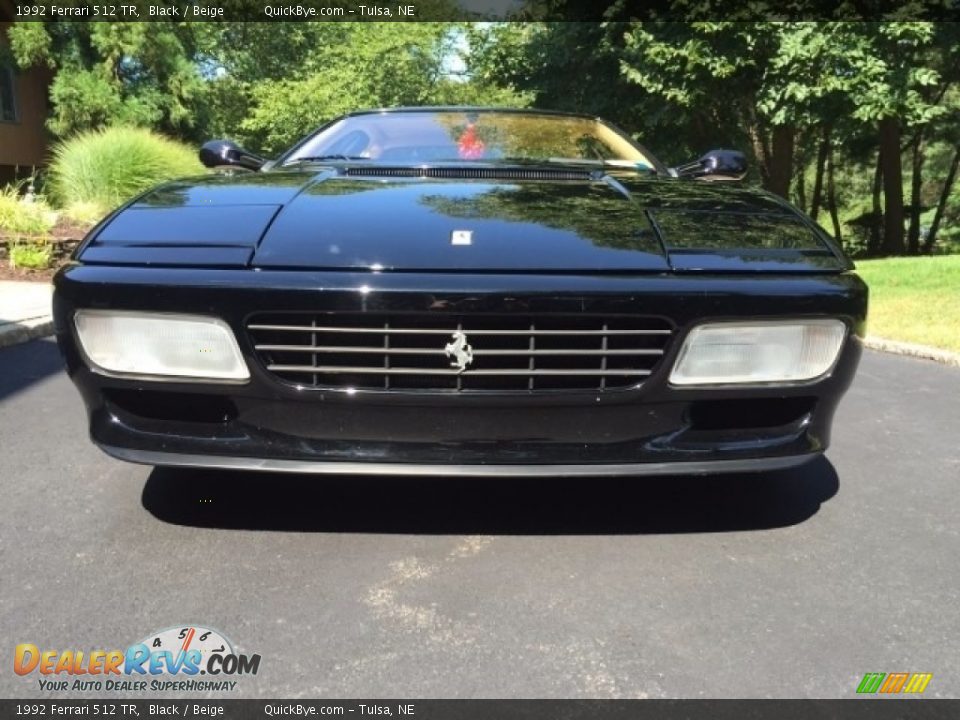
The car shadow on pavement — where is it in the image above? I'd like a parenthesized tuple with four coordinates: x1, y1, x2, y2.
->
(0, 338, 64, 405)
(142, 455, 839, 534)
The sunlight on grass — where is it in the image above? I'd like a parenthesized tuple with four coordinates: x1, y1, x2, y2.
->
(48, 126, 203, 213)
(856, 256, 960, 352)
(0, 184, 58, 236)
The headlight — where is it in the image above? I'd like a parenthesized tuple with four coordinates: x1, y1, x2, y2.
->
(670, 319, 846, 386)
(74, 310, 249, 381)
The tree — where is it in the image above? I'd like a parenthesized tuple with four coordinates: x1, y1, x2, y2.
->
(8, 22, 209, 138)
(7, 20, 527, 154)
(923, 84, 960, 252)
(468, 23, 646, 128)
(842, 23, 954, 255)
(618, 22, 871, 199)
(234, 24, 526, 155)
(469, 20, 959, 256)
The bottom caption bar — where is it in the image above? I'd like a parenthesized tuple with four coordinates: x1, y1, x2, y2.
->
(1, 700, 958, 719)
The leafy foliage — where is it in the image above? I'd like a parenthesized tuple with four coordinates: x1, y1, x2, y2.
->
(6, 19, 958, 257)
(217, 24, 529, 155)
(7, 22, 528, 155)
(468, 21, 960, 256)
(0, 183, 58, 237)
(8, 240, 54, 269)
(8, 23, 209, 138)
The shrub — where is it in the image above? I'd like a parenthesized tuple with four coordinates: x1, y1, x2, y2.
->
(48, 127, 205, 217)
(9, 241, 54, 270)
(62, 200, 110, 227)
(0, 183, 58, 236)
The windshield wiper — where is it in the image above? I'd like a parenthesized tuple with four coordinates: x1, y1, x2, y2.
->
(500, 157, 656, 173)
(286, 155, 370, 165)
(550, 157, 655, 172)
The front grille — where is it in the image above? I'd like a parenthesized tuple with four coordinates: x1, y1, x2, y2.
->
(343, 166, 595, 181)
(248, 313, 673, 394)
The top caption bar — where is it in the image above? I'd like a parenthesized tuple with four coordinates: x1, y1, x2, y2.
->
(9, 0, 960, 22)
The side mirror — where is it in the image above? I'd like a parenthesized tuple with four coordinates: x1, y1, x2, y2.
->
(670, 149, 747, 181)
(199, 139, 266, 171)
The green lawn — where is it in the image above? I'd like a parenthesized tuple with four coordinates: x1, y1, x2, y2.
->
(855, 256, 960, 353)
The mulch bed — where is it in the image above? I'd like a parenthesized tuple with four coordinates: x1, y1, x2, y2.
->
(0, 264, 59, 283)
(0, 219, 92, 283)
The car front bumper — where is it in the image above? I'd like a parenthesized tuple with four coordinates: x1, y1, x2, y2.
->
(98, 444, 820, 477)
(54, 266, 867, 476)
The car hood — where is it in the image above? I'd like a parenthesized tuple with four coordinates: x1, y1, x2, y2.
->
(80, 168, 848, 273)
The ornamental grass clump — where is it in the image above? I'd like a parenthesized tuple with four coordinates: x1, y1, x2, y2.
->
(0, 182, 58, 237)
(48, 126, 204, 218)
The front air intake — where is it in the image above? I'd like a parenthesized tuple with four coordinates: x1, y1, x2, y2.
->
(248, 312, 673, 394)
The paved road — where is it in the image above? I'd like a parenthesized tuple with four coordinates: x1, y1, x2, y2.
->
(1, 338, 958, 699)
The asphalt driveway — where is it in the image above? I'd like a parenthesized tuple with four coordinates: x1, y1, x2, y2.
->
(1, 338, 957, 698)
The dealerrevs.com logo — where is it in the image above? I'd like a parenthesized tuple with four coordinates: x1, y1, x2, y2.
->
(14, 625, 260, 692)
(857, 672, 933, 695)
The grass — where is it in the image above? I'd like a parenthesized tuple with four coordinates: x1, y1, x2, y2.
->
(0, 183, 58, 236)
(62, 200, 110, 226)
(8, 241, 54, 270)
(48, 126, 204, 217)
(856, 255, 960, 352)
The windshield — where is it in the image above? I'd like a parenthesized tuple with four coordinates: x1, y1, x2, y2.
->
(281, 110, 657, 169)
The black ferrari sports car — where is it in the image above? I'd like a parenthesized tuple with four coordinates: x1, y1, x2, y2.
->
(53, 107, 867, 476)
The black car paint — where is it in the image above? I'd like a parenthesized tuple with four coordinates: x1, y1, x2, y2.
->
(76, 167, 849, 274)
(54, 109, 867, 474)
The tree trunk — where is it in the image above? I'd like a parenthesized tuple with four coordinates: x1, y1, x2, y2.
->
(766, 124, 794, 199)
(878, 116, 905, 255)
(869, 150, 883, 256)
(795, 157, 807, 213)
(746, 121, 769, 189)
(810, 125, 830, 222)
(826, 142, 842, 245)
(906, 132, 925, 255)
(925, 144, 960, 253)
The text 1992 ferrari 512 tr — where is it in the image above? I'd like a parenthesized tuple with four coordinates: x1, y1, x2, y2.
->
(53, 108, 867, 476)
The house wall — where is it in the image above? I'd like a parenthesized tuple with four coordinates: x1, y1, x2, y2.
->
(0, 18, 52, 181)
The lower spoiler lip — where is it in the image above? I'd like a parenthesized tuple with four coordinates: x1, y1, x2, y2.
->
(97, 443, 819, 477)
